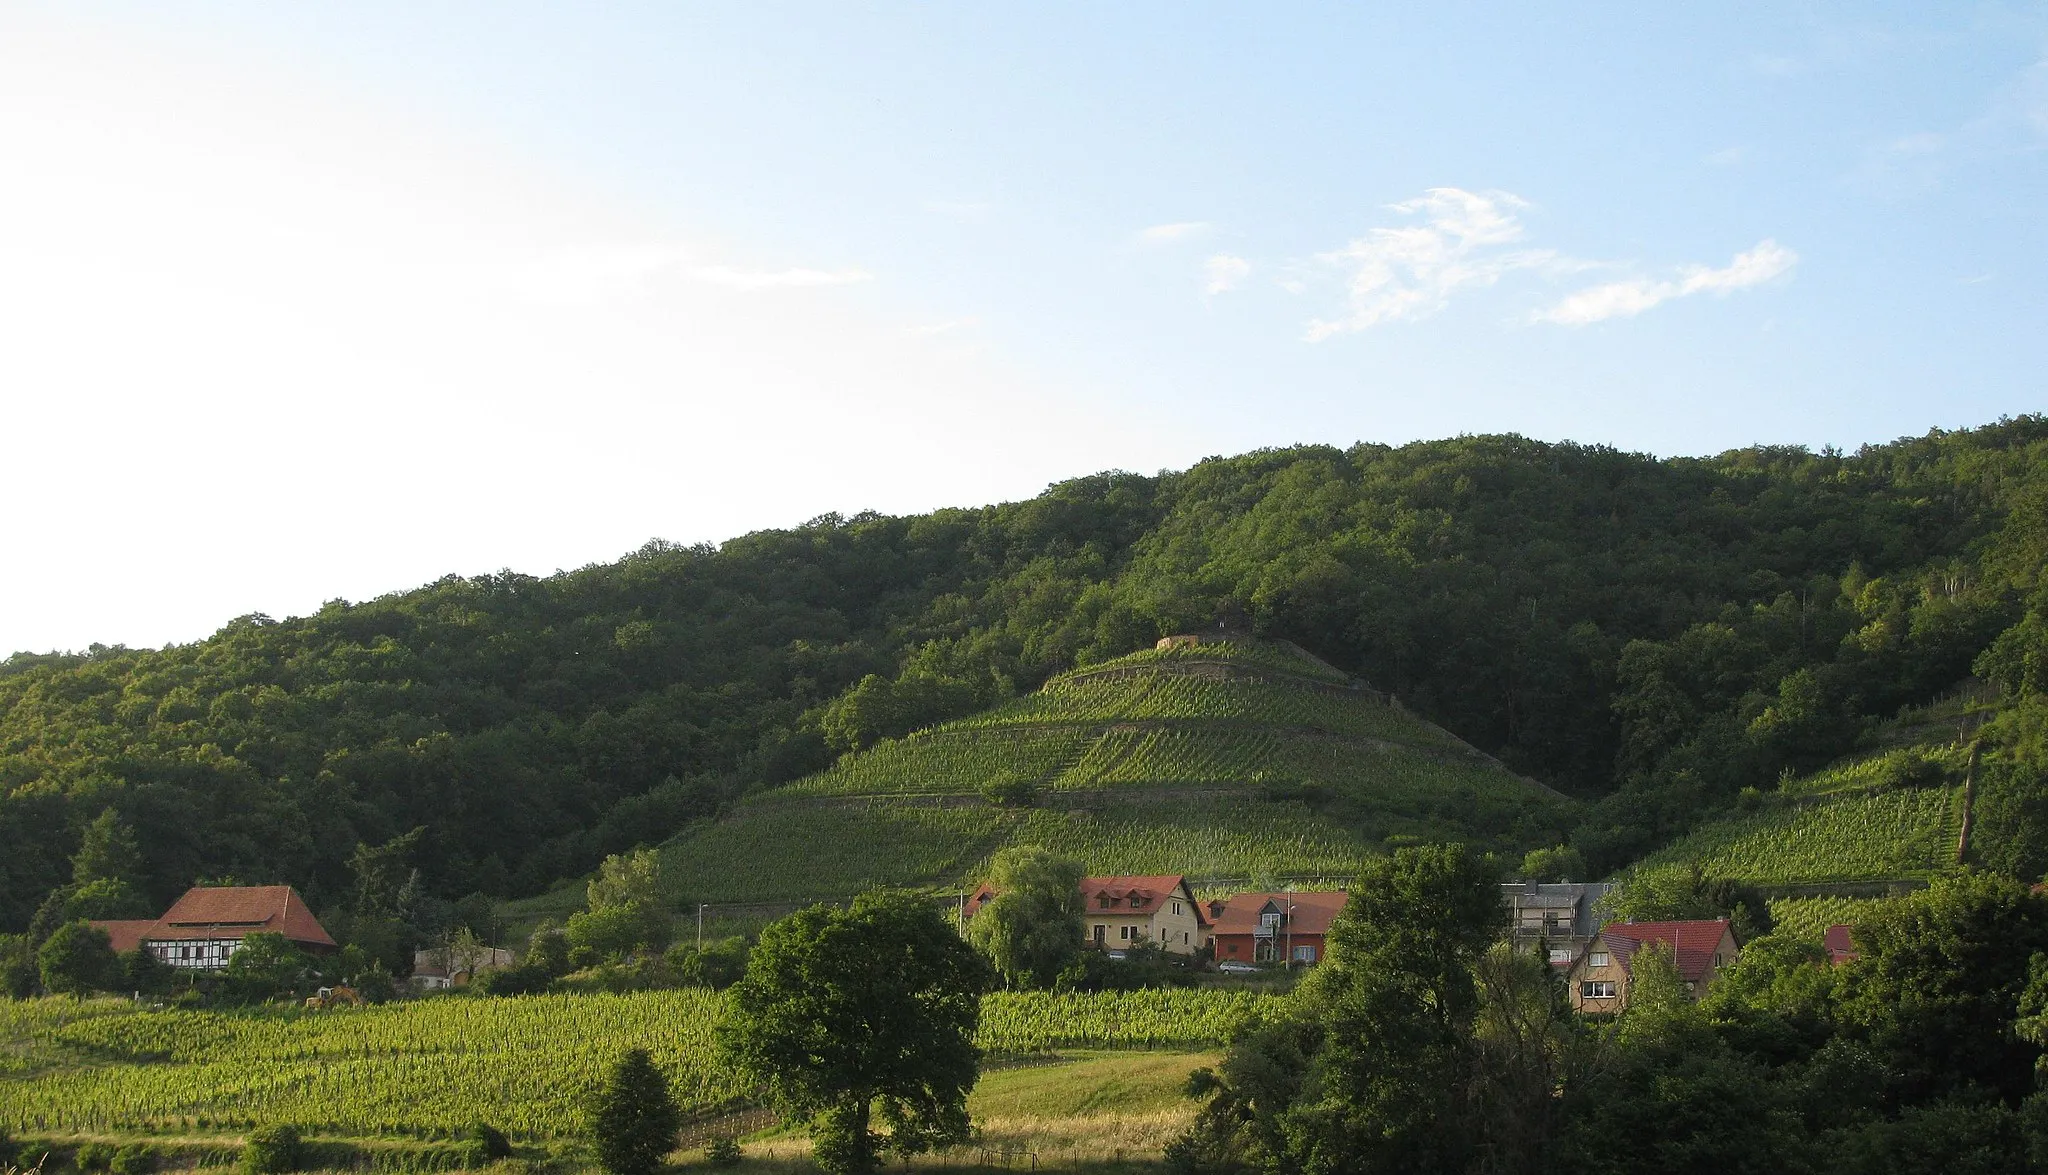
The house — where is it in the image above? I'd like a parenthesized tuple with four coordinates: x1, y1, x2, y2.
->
(1501, 881, 1616, 967)
(412, 945, 519, 989)
(1822, 924, 1859, 966)
(964, 874, 1209, 956)
(1208, 891, 1347, 966)
(91, 885, 336, 971)
(1567, 919, 1740, 1013)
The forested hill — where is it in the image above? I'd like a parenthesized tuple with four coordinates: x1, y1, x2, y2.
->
(8, 417, 2048, 932)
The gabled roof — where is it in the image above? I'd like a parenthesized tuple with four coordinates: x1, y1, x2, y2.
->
(145, 886, 335, 947)
(91, 919, 159, 955)
(1081, 875, 1202, 919)
(1595, 919, 1733, 983)
(1210, 891, 1348, 938)
(966, 874, 1208, 924)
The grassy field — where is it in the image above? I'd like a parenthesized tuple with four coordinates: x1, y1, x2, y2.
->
(4, 990, 1272, 1140)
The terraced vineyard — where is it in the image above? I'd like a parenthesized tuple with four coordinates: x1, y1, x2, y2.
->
(4, 990, 1273, 1138)
(1637, 785, 1964, 884)
(663, 639, 1570, 902)
(1767, 895, 1886, 941)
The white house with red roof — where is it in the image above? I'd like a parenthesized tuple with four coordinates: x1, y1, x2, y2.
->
(92, 885, 336, 971)
(965, 873, 1209, 956)
(1566, 918, 1740, 1013)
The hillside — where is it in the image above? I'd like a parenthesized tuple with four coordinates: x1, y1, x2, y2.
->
(655, 637, 1572, 902)
(1626, 687, 2000, 935)
(6, 418, 2048, 933)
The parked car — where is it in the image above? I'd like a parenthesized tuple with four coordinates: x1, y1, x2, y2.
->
(1105, 950, 1128, 960)
(1216, 960, 1260, 974)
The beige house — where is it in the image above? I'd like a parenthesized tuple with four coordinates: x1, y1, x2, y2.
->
(1568, 919, 1740, 1013)
(965, 873, 1210, 956)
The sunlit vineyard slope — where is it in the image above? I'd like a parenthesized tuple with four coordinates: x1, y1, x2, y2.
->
(659, 639, 1572, 901)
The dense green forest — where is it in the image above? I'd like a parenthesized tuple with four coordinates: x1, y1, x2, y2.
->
(7, 417, 2048, 934)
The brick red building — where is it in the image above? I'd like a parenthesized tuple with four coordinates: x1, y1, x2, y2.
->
(1208, 891, 1348, 966)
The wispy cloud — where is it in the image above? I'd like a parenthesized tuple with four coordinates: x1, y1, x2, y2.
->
(1533, 240, 1798, 326)
(1203, 254, 1251, 295)
(902, 316, 982, 337)
(1303, 188, 1563, 339)
(1136, 221, 1213, 246)
(687, 265, 870, 290)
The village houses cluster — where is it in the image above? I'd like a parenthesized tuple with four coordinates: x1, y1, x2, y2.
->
(96, 874, 1849, 1012)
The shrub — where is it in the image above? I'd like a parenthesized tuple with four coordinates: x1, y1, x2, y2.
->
(109, 1144, 156, 1175)
(75, 1144, 116, 1172)
(460, 1124, 512, 1164)
(704, 1137, 741, 1167)
(242, 1126, 303, 1175)
(585, 1048, 680, 1175)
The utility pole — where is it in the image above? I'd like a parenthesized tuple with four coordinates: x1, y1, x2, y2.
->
(697, 903, 708, 950)
(1284, 894, 1295, 970)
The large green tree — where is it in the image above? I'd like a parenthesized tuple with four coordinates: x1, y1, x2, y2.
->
(962, 846, 1085, 989)
(720, 890, 992, 1175)
(1174, 844, 1506, 1175)
(37, 920, 118, 998)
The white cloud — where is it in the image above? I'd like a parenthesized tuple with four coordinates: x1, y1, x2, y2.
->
(1303, 188, 1561, 339)
(1203, 254, 1251, 295)
(903, 316, 982, 337)
(686, 264, 871, 290)
(1136, 221, 1213, 245)
(1533, 240, 1798, 326)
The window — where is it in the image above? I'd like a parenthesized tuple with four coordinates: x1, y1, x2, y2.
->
(1589, 951, 1609, 968)
(1183, 932, 1190, 944)
(1581, 981, 1617, 999)
(1098, 896, 1113, 909)
(1120, 925, 1134, 941)
(1547, 947, 1573, 964)
(1260, 912, 1282, 930)
(1292, 945, 1316, 963)
(1173, 901, 1184, 916)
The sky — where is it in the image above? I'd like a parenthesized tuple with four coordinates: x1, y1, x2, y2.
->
(3, 3, 2045, 655)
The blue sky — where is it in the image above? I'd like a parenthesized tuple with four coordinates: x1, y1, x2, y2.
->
(3, 4, 2044, 652)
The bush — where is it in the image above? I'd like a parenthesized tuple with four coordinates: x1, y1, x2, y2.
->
(76, 1143, 116, 1172)
(242, 1125, 303, 1175)
(474, 962, 554, 997)
(110, 1143, 156, 1175)
(460, 1124, 512, 1164)
(704, 1137, 741, 1167)
(586, 1048, 680, 1175)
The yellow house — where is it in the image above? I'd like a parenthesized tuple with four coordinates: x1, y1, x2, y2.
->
(1568, 919, 1740, 1013)
(965, 874, 1210, 956)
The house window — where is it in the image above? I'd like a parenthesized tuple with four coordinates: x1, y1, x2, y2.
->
(1093, 925, 1106, 944)
(1292, 945, 1316, 963)
(1120, 925, 1134, 941)
(1547, 947, 1573, 964)
(1183, 932, 1190, 945)
(1581, 981, 1617, 999)
(1099, 897, 1113, 909)
(1589, 952, 1609, 969)
(1259, 912, 1281, 931)
(1173, 901, 1184, 916)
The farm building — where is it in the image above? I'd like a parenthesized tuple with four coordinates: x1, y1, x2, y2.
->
(92, 885, 336, 970)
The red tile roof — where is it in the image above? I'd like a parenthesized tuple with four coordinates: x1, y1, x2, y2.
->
(91, 920, 159, 954)
(1597, 919, 1733, 982)
(94, 886, 336, 950)
(1210, 891, 1348, 938)
(966, 875, 1208, 924)
(1822, 923, 1859, 965)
